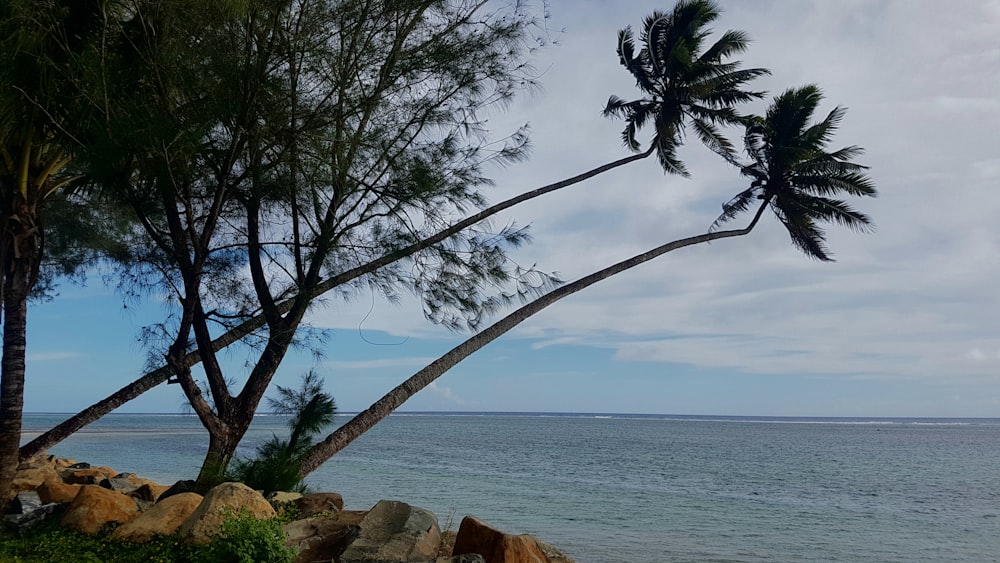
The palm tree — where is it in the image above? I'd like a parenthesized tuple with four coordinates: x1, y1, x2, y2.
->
(604, 0, 769, 174)
(296, 84, 877, 476)
(0, 0, 94, 508)
(20, 1, 771, 462)
(711, 84, 876, 258)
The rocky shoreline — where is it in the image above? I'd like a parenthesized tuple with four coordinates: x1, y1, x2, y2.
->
(3, 453, 575, 563)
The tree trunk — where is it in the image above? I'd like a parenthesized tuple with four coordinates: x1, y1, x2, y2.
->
(297, 203, 768, 476)
(196, 424, 245, 487)
(21, 148, 657, 460)
(0, 201, 41, 510)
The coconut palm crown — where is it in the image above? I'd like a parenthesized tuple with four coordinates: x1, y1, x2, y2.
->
(712, 85, 877, 261)
(603, 0, 770, 175)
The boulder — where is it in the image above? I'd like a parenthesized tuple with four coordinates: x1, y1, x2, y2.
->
(269, 491, 304, 506)
(61, 485, 140, 535)
(37, 479, 82, 504)
(452, 516, 548, 563)
(99, 477, 138, 494)
(283, 517, 360, 563)
(5, 491, 42, 515)
(3, 502, 65, 533)
(130, 482, 171, 503)
(177, 482, 276, 544)
(339, 499, 441, 563)
(535, 540, 575, 563)
(295, 491, 344, 517)
(157, 479, 200, 502)
(54, 458, 78, 468)
(62, 467, 113, 486)
(11, 464, 59, 492)
(111, 492, 203, 543)
(436, 556, 487, 563)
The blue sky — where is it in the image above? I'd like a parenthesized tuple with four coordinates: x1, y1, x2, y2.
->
(22, 0, 1000, 417)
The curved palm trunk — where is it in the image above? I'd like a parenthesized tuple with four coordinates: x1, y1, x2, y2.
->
(297, 202, 769, 476)
(20, 147, 656, 462)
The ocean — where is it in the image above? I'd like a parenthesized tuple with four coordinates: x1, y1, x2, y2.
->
(19, 413, 1000, 562)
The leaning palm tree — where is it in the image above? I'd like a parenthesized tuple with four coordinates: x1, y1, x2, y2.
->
(296, 84, 877, 476)
(604, 0, 769, 173)
(21, 1, 771, 462)
(710, 84, 876, 258)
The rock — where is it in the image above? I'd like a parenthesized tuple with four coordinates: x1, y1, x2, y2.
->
(99, 477, 138, 494)
(5, 491, 42, 515)
(54, 458, 78, 468)
(111, 492, 204, 543)
(3, 503, 65, 534)
(68, 462, 91, 469)
(535, 540, 575, 563)
(436, 556, 487, 563)
(37, 479, 82, 505)
(157, 479, 200, 502)
(452, 516, 548, 563)
(295, 491, 344, 517)
(61, 485, 139, 535)
(177, 482, 276, 544)
(11, 464, 59, 492)
(283, 517, 360, 563)
(130, 482, 171, 503)
(268, 491, 304, 506)
(339, 499, 441, 563)
(62, 467, 113, 486)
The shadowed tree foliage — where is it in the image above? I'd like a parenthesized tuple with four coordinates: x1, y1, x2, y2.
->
(296, 84, 877, 476)
(711, 85, 876, 259)
(228, 370, 335, 494)
(20, 0, 772, 471)
(0, 0, 125, 508)
(603, 0, 769, 172)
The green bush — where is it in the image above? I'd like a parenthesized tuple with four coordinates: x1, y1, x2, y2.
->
(0, 509, 295, 563)
(0, 518, 210, 563)
(227, 370, 335, 495)
(206, 509, 296, 563)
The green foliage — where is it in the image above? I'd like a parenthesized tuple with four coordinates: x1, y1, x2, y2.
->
(205, 509, 296, 563)
(228, 370, 335, 494)
(0, 509, 294, 563)
(0, 518, 210, 563)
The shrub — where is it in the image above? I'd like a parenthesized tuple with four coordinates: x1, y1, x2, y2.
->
(206, 508, 296, 563)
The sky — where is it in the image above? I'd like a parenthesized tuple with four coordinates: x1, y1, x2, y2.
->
(21, 0, 1000, 418)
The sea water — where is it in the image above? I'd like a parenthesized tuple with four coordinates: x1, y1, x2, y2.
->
(20, 413, 1000, 562)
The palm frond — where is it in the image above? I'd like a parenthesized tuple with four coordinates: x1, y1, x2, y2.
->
(710, 187, 758, 231)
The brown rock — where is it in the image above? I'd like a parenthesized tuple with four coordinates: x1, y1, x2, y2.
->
(177, 482, 276, 544)
(54, 458, 78, 468)
(130, 482, 171, 503)
(452, 516, 548, 563)
(535, 540, 575, 563)
(11, 465, 59, 492)
(283, 517, 360, 563)
(111, 492, 204, 543)
(295, 491, 344, 517)
(61, 485, 140, 535)
(37, 479, 83, 504)
(62, 467, 113, 485)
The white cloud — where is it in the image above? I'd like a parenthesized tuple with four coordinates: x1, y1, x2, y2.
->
(425, 381, 466, 407)
(26, 352, 81, 362)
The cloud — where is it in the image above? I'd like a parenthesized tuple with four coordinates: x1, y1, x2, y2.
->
(425, 381, 466, 406)
(26, 352, 81, 362)
(323, 357, 439, 370)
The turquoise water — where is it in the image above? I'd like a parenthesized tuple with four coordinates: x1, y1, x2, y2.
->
(21, 413, 1000, 562)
